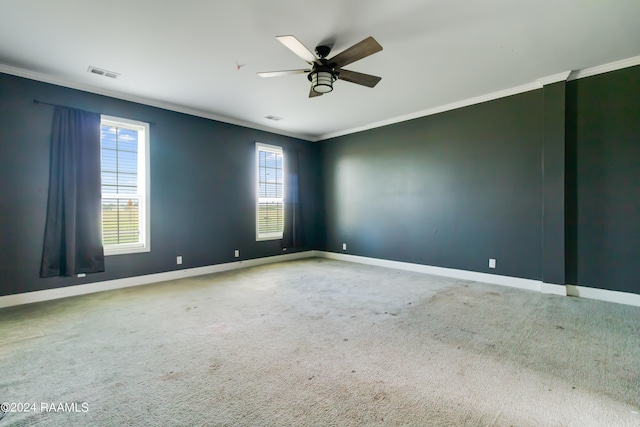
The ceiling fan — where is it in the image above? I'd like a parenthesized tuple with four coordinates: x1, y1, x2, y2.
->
(258, 35, 383, 98)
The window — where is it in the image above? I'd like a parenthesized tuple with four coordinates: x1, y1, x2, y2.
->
(100, 115, 150, 255)
(256, 143, 284, 240)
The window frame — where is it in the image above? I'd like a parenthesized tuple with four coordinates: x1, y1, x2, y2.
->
(100, 115, 150, 256)
(255, 142, 284, 241)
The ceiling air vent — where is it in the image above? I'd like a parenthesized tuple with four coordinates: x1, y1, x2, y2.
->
(265, 115, 283, 121)
(87, 66, 120, 79)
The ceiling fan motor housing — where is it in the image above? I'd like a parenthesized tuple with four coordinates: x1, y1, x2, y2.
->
(315, 45, 331, 59)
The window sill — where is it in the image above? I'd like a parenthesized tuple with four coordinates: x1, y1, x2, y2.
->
(256, 234, 283, 242)
(104, 245, 150, 256)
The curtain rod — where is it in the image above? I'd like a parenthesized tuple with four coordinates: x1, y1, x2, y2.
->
(33, 99, 156, 125)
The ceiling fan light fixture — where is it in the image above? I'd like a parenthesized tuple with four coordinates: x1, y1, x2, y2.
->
(259, 35, 382, 97)
(311, 70, 335, 93)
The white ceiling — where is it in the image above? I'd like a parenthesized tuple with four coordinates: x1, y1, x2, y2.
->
(1, 0, 639, 141)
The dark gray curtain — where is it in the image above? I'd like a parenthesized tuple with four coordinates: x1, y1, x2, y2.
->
(282, 147, 305, 249)
(40, 107, 105, 277)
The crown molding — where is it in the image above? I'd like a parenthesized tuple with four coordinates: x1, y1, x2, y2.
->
(319, 55, 640, 141)
(0, 64, 315, 142)
(537, 71, 572, 86)
(3, 54, 640, 144)
(317, 81, 542, 141)
(568, 55, 640, 81)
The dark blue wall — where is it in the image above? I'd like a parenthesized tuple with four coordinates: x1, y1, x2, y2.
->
(566, 66, 640, 294)
(321, 65, 640, 294)
(0, 73, 322, 297)
(2, 64, 639, 298)
(321, 91, 544, 280)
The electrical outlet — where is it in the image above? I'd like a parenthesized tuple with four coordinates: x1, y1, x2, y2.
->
(177, 256, 183, 265)
(234, 250, 239, 258)
(489, 258, 496, 269)
(343, 243, 347, 251)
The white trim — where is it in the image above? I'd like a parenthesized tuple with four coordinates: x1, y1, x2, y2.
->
(0, 64, 316, 142)
(566, 285, 640, 308)
(0, 251, 316, 309)
(4, 252, 639, 310)
(3, 55, 640, 143)
(541, 282, 567, 296)
(103, 242, 148, 256)
(255, 142, 283, 154)
(100, 115, 151, 255)
(317, 252, 640, 307)
(318, 55, 640, 140)
(568, 55, 640, 81)
(255, 142, 284, 241)
(315, 251, 542, 292)
(537, 71, 572, 86)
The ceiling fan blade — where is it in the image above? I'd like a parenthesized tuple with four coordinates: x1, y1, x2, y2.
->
(257, 69, 310, 78)
(329, 36, 382, 68)
(337, 69, 382, 88)
(276, 35, 318, 64)
(309, 86, 323, 98)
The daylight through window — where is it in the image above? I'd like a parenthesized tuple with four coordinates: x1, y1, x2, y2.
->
(100, 116, 150, 255)
(256, 143, 284, 240)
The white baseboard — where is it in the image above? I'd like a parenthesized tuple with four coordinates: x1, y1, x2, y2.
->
(317, 252, 640, 307)
(541, 282, 567, 296)
(315, 251, 542, 292)
(3, 250, 638, 309)
(0, 251, 316, 309)
(566, 285, 640, 307)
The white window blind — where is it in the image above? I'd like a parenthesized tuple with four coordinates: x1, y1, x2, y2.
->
(256, 143, 284, 240)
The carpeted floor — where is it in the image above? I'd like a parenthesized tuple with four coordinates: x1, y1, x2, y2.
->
(1, 258, 639, 426)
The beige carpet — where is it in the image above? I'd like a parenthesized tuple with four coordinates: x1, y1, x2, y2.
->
(1, 258, 639, 426)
